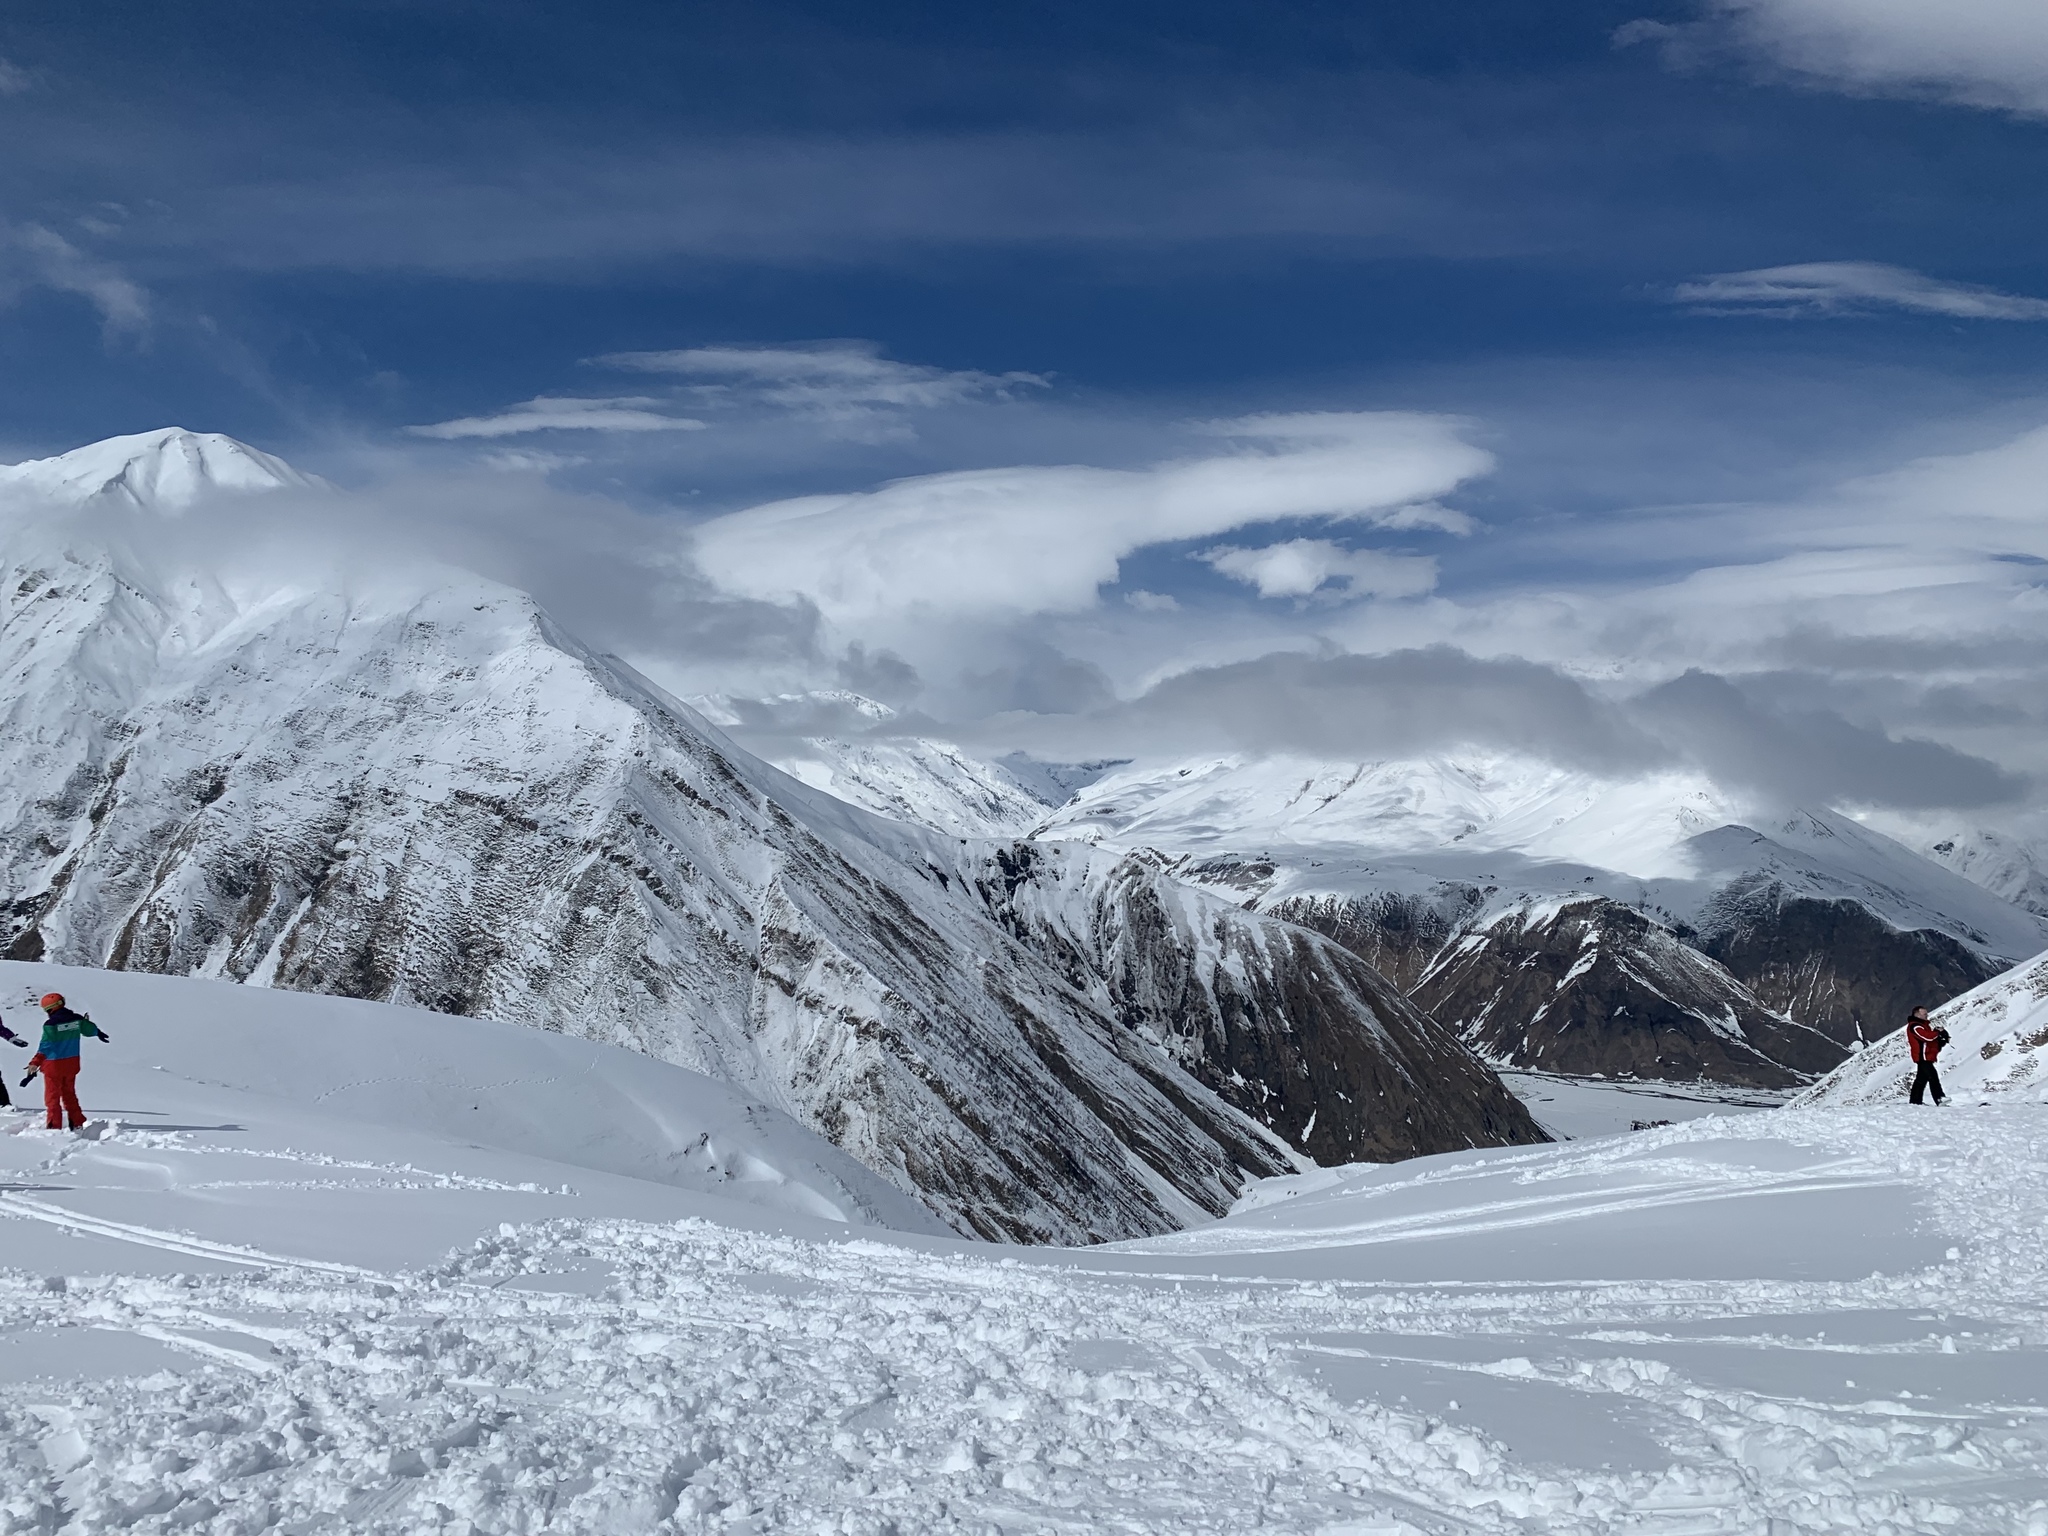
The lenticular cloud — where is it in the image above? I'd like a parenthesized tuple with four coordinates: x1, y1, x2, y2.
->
(688, 411, 1490, 626)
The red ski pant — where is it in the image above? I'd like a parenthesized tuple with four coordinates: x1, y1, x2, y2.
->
(41, 1057, 84, 1130)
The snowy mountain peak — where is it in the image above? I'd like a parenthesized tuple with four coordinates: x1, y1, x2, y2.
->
(0, 427, 318, 511)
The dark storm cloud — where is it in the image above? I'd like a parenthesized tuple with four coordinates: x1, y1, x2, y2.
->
(996, 647, 1668, 773)
(835, 643, 923, 707)
(1633, 669, 2026, 810)
(973, 647, 2026, 815)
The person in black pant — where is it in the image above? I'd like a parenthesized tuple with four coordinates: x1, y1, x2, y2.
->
(0, 1014, 26, 1106)
(1906, 1006, 1948, 1106)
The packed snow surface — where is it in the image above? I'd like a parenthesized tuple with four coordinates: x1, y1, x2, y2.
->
(2, 969, 2044, 1534)
(1798, 947, 2048, 1107)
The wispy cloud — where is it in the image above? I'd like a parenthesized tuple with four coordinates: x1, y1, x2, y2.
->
(590, 341, 1048, 442)
(406, 396, 707, 439)
(1623, 0, 2048, 117)
(1, 223, 150, 339)
(1672, 262, 2048, 320)
(0, 56, 30, 95)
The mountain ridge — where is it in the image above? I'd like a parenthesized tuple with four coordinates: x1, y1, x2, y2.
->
(0, 429, 1545, 1241)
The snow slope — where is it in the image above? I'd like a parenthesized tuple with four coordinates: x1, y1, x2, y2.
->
(763, 737, 1049, 839)
(691, 693, 1094, 840)
(3, 1033, 2044, 1533)
(0, 960, 945, 1252)
(1796, 948, 2048, 1107)
(0, 428, 318, 510)
(1914, 826, 2048, 919)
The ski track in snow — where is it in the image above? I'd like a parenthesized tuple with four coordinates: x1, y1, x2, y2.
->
(0, 1108, 2044, 1534)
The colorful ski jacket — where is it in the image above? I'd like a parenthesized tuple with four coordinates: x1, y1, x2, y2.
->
(32, 1008, 106, 1063)
(1907, 1019, 1945, 1063)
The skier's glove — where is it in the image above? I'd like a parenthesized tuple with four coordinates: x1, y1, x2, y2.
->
(17, 1071, 34, 1088)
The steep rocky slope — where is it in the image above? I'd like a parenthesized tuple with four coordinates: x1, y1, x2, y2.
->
(1409, 896, 1841, 1086)
(964, 843, 1542, 1163)
(1040, 757, 2046, 1085)
(0, 431, 1545, 1241)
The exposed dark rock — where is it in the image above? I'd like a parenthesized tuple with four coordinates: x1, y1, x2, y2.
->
(1263, 885, 1487, 992)
(1695, 883, 2003, 1047)
(971, 845, 1547, 1164)
(1411, 896, 1844, 1087)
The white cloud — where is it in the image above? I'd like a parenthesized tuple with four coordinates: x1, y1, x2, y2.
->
(0, 57, 29, 95)
(689, 411, 1490, 627)
(480, 448, 590, 474)
(1124, 589, 1181, 612)
(1675, 262, 2048, 320)
(407, 396, 707, 439)
(2, 223, 149, 338)
(591, 340, 1048, 441)
(1635, 0, 2048, 115)
(1199, 538, 1438, 601)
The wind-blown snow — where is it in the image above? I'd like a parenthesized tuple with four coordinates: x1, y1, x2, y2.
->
(1, 966, 2042, 1534)
(1797, 948, 2048, 1107)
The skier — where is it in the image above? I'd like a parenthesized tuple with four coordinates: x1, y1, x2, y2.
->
(21, 992, 111, 1132)
(1905, 1005, 1948, 1107)
(0, 1014, 26, 1108)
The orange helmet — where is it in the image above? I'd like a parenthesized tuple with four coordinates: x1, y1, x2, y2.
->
(39, 993, 63, 1010)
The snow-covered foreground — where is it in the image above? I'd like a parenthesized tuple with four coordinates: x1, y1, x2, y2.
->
(0, 969, 2044, 1533)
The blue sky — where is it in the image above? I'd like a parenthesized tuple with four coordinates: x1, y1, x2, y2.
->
(3, 0, 2047, 818)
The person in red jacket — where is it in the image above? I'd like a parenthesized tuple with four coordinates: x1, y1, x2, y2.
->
(1906, 1006, 1948, 1106)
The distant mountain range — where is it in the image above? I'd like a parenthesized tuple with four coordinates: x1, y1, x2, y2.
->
(0, 429, 1540, 1243)
(754, 736, 2048, 1089)
(8, 428, 2040, 1240)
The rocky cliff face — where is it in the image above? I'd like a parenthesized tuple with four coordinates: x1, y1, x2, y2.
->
(1694, 884, 2001, 1047)
(966, 844, 1543, 1164)
(1407, 897, 1842, 1087)
(0, 431, 1547, 1242)
(1257, 884, 1488, 992)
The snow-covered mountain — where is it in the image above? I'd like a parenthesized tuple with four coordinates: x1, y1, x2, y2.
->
(694, 692, 1128, 840)
(1795, 946, 2048, 1106)
(677, 715, 2048, 1096)
(0, 426, 320, 509)
(0, 430, 1543, 1242)
(1912, 825, 2048, 918)
(692, 693, 1054, 838)
(1034, 753, 2048, 1084)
